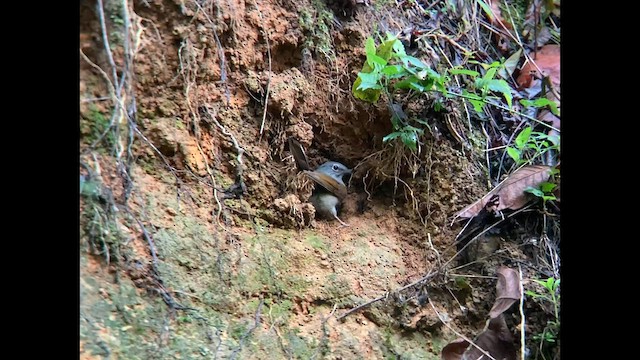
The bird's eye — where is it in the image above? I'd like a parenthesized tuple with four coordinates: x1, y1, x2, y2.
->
(332, 164, 339, 171)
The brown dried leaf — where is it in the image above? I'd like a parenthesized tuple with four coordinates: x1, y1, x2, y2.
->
(441, 338, 469, 360)
(455, 165, 552, 219)
(489, 267, 520, 318)
(516, 44, 560, 90)
(441, 315, 516, 360)
(462, 315, 517, 360)
(495, 165, 552, 211)
(486, 0, 513, 30)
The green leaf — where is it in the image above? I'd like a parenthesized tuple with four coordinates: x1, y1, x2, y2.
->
(506, 146, 521, 163)
(462, 90, 483, 100)
(401, 131, 418, 151)
(539, 182, 557, 193)
(477, 0, 495, 22)
(487, 79, 513, 108)
(449, 68, 480, 77)
(356, 71, 382, 91)
(483, 67, 498, 82)
(525, 186, 545, 197)
(367, 53, 388, 69)
(376, 36, 398, 62)
(408, 82, 425, 92)
(403, 55, 427, 69)
(365, 37, 376, 57)
(394, 76, 425, 91)
(525, 290, 538, 297)
(391, 38, 407, 58)
(544, 278, 555, 292)
(469, 98, 485, 113)
(382, 65, 405, 77)
(515, 127, 532, 148)
(520, 97, 559, 116)
(383, 131, 402, 143)
(426, 67, 443, 81)
(415, 118, 431, 126)
(352, 77, 381, 102)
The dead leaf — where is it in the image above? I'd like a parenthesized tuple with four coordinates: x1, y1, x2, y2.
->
(441, 315, 517, 360)
(495, 165, 552, 211)
(489, 267, 520, 318)
(463, 315, 517, 360)
(484, 0, 513, 30)
(480, 0, 513, 53)
(441, 338, 469, 360)
(455, 165, 552, 219)
(498, 49, 522, 80)
(516, 44, 560, 91)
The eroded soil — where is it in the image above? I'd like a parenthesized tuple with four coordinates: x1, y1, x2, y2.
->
(80, 0, 560, 359)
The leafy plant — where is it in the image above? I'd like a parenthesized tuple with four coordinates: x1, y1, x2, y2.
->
(526, 277, 560, 348)
(506, 126, 560, 166)
(352, 34, 446, 151)
(456, 60, 514, 113)
(520, 97, 560, 117)
(352, 34, 522, 151)
(525, 180, 557, 204)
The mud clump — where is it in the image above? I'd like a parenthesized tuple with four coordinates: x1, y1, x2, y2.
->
(272, 194, 316, 228)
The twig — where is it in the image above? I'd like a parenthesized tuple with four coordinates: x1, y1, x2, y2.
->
(336, 270, 438, 321)
(519, 264, 526, 360)
(481, 123, 493, 188)
(427, 297, 497, 360)
(447, 205, 533, 269)
(79, 49, 123, 153)
(425, 232, 442, 267)
(96, 0, 119, 89)
(253, 0, 272, 137)
(380, 172, 423, 225)
(81, 96, 112, 103)
(131, 213, 160, 269)
(230, 299, 263, 360)
(202, 106, 247, 222)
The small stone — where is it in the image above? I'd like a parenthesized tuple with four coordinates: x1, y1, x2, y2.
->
(320, 253, 328, 260)
(320, 260, 330, 268)
(166, 207, 177, 216)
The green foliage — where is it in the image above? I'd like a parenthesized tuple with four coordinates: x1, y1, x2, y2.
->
(526, 277, 560, 347)
(382, 125, 423, 151)
(506, 126, 560, 166)
(352, 34, 447, 150)
(352, 34, 523, 151)
(520, 97, 560, 116)
(525, 180, 557, 204)
(454, 59, 515, 113)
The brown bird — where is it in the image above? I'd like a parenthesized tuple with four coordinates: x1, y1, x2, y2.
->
(288, 138, 352, 226)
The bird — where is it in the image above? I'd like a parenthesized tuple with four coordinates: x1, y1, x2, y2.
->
(288, 138, 352, 226)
